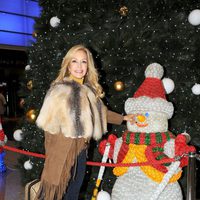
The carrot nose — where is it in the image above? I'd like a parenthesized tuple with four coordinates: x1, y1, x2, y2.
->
(137, 115, 146, 122)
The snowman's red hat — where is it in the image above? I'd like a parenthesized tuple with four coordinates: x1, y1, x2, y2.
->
(125, 63, 174, 119)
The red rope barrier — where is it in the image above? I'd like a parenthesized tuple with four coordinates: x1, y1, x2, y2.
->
(3, 145, 175, 167)
(3, 145, 46, 158)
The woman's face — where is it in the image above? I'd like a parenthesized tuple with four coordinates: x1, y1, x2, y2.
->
(68, 50, 88, 79)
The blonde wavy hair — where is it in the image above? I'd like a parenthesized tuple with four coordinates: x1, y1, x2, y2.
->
(52, 44, 104, 98)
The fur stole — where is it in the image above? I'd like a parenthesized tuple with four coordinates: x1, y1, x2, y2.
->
(36, 78, 107, 140)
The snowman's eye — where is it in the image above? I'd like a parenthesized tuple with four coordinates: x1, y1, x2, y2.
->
(145, 112, 149, 117)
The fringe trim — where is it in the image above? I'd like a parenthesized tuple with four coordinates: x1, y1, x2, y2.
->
(36, 137, 86, 200)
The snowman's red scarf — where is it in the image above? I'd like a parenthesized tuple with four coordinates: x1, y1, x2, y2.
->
(117, 130, 175, 173)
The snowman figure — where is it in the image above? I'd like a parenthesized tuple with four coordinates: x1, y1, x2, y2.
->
(99, 63, 195, 200)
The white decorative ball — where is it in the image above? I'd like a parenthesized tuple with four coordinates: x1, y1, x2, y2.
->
(97, 190, 111, 200)
(50, 16, 60, 27)
(145, 63, 164, 79)
(192, 83, 200, 95)
(25, 65, 31, 71)
(162, 78, 175, 94)
(4, 135, 8, 144)
(13, 129, 23, 141)
(188, 9, 200, 26)
(24, 160, 33, 170)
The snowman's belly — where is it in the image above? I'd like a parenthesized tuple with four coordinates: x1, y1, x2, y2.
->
(111, 167, 182, 200)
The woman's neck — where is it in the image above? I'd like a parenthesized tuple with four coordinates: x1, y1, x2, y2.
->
(69, 74, 84, 85)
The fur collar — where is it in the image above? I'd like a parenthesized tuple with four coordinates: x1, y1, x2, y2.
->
(36, 79, 107, 140)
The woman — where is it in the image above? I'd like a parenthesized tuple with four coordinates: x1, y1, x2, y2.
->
(36, 44, 134, 200)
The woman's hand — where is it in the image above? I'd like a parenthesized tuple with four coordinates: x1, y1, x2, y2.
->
(123, 114, 135, 124)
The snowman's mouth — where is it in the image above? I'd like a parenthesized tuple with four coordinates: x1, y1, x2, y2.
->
(136, 122, 148, 127)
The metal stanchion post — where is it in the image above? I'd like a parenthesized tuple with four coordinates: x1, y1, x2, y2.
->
(187, 152, 196, 200)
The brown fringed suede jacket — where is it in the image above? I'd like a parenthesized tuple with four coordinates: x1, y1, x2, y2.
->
(35, 78, 123, 200)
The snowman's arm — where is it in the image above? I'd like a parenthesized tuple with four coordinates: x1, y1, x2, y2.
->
(113, 137, 123, 163)
(164, 139, 175, 158)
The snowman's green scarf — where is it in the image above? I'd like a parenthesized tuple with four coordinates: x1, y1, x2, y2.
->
(123, 130, 175, 145)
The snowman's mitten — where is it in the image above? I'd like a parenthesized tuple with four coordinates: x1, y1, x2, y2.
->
(180, 132, 191, 143)
(98, 134, 118, 159)
(175, 134, 196, 167)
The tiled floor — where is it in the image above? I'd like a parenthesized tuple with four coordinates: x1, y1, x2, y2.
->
(0, 141, 24, 200)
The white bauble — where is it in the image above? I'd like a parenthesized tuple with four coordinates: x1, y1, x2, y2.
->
(4, 135, 8, 144)
(50, 16, 60, 27)
(13, 129, 23, 141)
(25, 65, 31, 71)
(97, 190, 111, 200)
(188, 9, 200, 26)
(162, 78, 175, 94)
(24, 160, 33, 170)
(192, 83, 200, 95)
